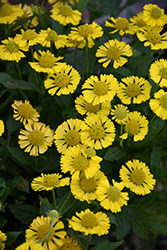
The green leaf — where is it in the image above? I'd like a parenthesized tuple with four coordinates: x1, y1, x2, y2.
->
(104, 146, 128, 162)
(124, 205, 148, 222)
(106, 212, 117, 225)
(6, 115, 21, 135)
(77, 0, 89, 11)
(150, 144, 161, 170)
(7, 146, 33, 166)
(117, 221, 131, 240)
(114, 67, 132, 77)
(143, 215, 167, 236)
(0, 178, 6, 188)
(0, 217, 8, 228)
(5, 231, 22, 247)
(39, 196, 53, 217)
(0, 187, 10, 201)
(57, 191, 77, 214)
(90, 240, 123, 250)
(131, 221, 148, 240)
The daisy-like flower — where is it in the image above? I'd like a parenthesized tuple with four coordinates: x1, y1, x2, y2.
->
(0, 120, 5, 136)
(111, 104, 129, 124)
(96, 179, 129, 213)
(143, 4, 167, 27)
(15, 29, 44, 47)
(18, 122, 54, 156)
(15, 242, 44, 250)
(29, 50, 63, 74)
(137, 26, 167, 50)
(0, 37, 28, 62)
(66, 33, 90, 49)
(130, 12, 147, 31)
(96, 39, 132, 68)
(70, 170, 107, 203)
(44, 63, 81, 96)
(59, 236, 83, 250)
(117, 76, 152, 105)
(75, 94, 111, 116)
(51, 4, 81, 26)
(105, 16, 137, 36)
(120, 111, 149, 142)
(31, 173, 70, 191)
(0, 3, 24, 24)
(80, 114, 116, 150)
(60, 145, 102, 180)
(81, 74, 118, 105)
(149, 59, 167, 87)
(69, 208, 110, 236)
(119, 159, 156, 195)
(0, 230, 7, 250)
(25, 215, 66, 250)
(149, 89, 167, 120)
(11, 100, 40, 125)
(54, 118, 83, 153)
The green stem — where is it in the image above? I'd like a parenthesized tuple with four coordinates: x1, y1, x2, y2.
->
(37, 216, 55, 243)
(149, 114, 156, 125)
(31, 47, 40, 89)
(85, 234, 91, 250)
(85, 38, 89, 77)
(138, 46, 151, 75)
(52, 189, 56, 209)
(58, 192, 71, 213)
(16, 62, 22, 80)
(35, 0, 45, 29)
(74, 46, 78, 68)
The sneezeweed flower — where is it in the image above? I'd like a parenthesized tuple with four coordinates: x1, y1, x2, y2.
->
(96, 179, 129, 213)
(80, 114, 116, 150)
(44, 63, 81, 96)
(149, 89, 167, 120)
(0, 37, 28, 62)
(11, 100, 40, 125)
(18, 122, 54, 156)
(75, 94, 111, 116)
(25, 215, 66, 250)
(68, 208, 110, 236)
(31, 173, 70, 191)
(137, 26, 167, 50)
(51, 4, 81, 26)
(81, 74, 118, 105)
(66, 33, 90, 49)
(149, 59, 167, 87)
(120, 111, 149, 142)
(117, 76, 152, 105)
(0, 3, 24, 24)
(119, 159, 156, 195)
(143, 4, 167, 27)
(15, 242, 44, 250)
(105, 16, 137, 36)
(59, 236, 83, 250)
(130, 12, 147, 30)
(96, 39, 132, 68)
(111, 104, 129, 124)
(0, 230, 7, 250)
(54, 118, 83, 153)
(60, 145, 102, 180)
(29, 50, 63, 74)
(15, 29, 44, 47)
(0, 120, 5, 136)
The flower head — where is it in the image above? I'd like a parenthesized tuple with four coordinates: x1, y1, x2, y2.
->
(0, 120, 5, 136)
(15, 29, 44, 47)
(111, 104, 129, 124)
(0, 3, 24, 24)
(119, 159, 156, 195)
(15, 242, 44, 250)
(130, 12, 147, 30)
(149, 59, 167, 87)
(59, 236, 83, 250)
(0, 230, 7, 250)
(149, 89, 167, 120)
(143, 4, 167, 27)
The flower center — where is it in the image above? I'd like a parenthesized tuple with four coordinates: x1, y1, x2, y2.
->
(80, 176, 97, 192)
(150, 7, 162, 19)
(64, 130, 80, 146)
(60, 242, 76, 250)
(159, 67, 167, 79)
(43, 175, 60, 187)
(18, 103, 35, 118)
(60, 5, 73, 16)
(23, 29, 37, 40)
(115, 17, 129, 31)
(125, 120, 139, 135)
(81, 212, 98, 228)
(130, 169, 145, 185)
(28, 130, 44, 146)
(106, 186, 121, 201)
(85, 102, 100, 113)
(55, 73, 69, 88)
(160, 93, 167, 108)
(84, 148, 96, 158)
(93, 81, 108, 95)
(39, 54, 55, 68)
(126, 83, 141, 97)
(6, 41, 18, 53)
(89, 125, 105, 140)
(106, 46, 121, 60)
(72, 155, 88, 170)
(115, 107, 127, 119)
(147, 30, 161, 44)
(47, 30, 58, 41)
(0, 4, 13, 16)
(136, 19, 146, 28)
(37, 224, 54, 242)
(78, 25, 93, 37)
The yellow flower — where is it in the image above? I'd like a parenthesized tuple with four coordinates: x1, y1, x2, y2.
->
(96, 39, 132, 68)
(54, 118, 83, 153)
(105, 16, 137, 36)
(31, 173, 70, 191)
(149, 59, 167, 87)
(25, 215, 66, 250)
(120, 111, 149, 142)
(96, 179, 129, 213)
(119, 159, 156, 195)
(59, 236, 83, 250)
(66, 33, 89, 49)
(0, 3, 24, 24)
(69, 208, 110, 236)
(29, 50, 63, 74)
(0, 37, 28, 62)
(75, 94, 111, 116)
(137, 26, 167, 50)
(0, 120, 5, 136)
(111, 104, 129, 124)
(15, 242, 44, 250)
(117, 76, 152, 104)
(80, 114, 116, 150)
(81, 74, 118, 105)
(130, 12, 147, 30)
(11, 100, 40, 125)
(0, 230, 7, 250)
(15, 29, 44, 47)
(149, 89, 167, 120)
(60, 145, 102, 180)
(51, 4, 81, 26)
(44, 63, 81, 96)
(18, 122, 54, 156)
(49, 0, 79, 7)
(143, 4, 167, 27)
